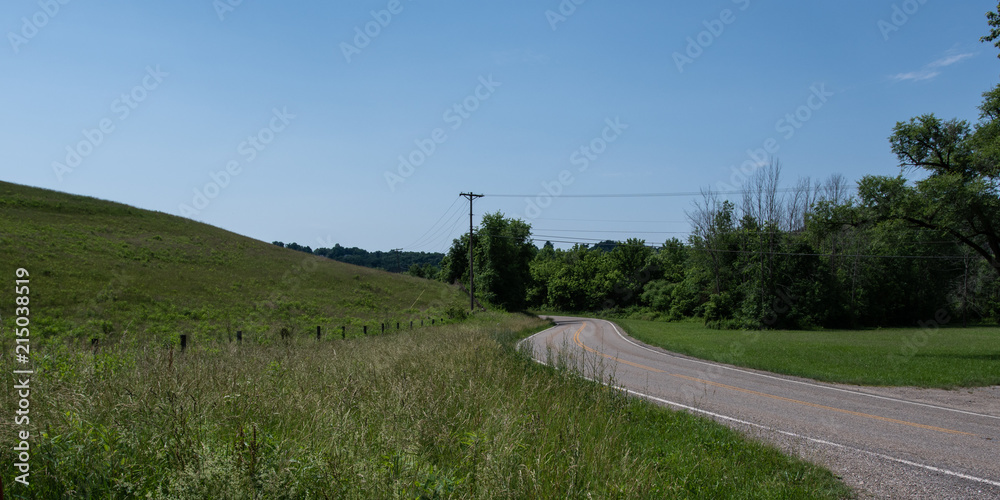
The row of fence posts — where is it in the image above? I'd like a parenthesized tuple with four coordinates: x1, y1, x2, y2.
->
(89, 318, 443, 354)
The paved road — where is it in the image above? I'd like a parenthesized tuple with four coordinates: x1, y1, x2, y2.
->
(523, 316, 1000, 499)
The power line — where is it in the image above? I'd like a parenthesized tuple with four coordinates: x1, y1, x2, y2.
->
(476, 231, 972, 260)
(412, 210, 467, 252)
(406, 196, 463, 250)
(422, 213, 467, 252)
(408, 200, 467, 251)
(534, 228, 688, 234)
(484, 188, 830, 198)
(693, 247, 971, 261)
(411, 215, 467, 253)
(532, 217, 690, 223)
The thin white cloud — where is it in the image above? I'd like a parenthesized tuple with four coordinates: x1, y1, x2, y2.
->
(891, 52, 974, 82)
(927, 52, 974, 68)
(892, 70, 941, 82)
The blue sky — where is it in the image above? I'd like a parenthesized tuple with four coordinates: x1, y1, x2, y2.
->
(3, 0, 998, 253)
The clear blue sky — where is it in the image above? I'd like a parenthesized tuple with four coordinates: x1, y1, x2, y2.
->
(3, 0, 998, 253)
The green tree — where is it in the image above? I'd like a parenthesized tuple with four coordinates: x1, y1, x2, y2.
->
(527, 242, 558, 307)
(442, 234, 471, 285)
(640, 239, 695, 319)
(862, 5, 1000, 276)
(473, 212, 535, 311)
(546, 245, 619, 311)
(865, 108, 1000, 276)
(607, 238, 653, 307)
(981, 2, 1000, 57)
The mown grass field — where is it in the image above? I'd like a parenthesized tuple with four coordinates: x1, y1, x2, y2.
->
(617, 318, 1000, 388)
(0, 314, 852, 498)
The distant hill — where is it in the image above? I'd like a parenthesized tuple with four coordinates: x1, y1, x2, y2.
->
(273, 241, 443, 275)
(0, 181, 467, 343)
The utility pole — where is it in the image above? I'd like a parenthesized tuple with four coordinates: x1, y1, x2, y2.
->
(460, 192, 483, 312)
(963, 253, 969, 328)
(393, 248, 403, 273)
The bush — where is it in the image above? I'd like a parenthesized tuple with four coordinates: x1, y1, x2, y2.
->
(445, 306, 469, 320)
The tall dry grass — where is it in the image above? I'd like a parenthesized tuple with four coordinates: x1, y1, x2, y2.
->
(0, 313, 848, 499)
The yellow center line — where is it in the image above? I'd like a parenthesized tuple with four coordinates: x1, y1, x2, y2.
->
(570, 322, 976, 437)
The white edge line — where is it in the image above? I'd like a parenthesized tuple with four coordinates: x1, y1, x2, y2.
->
(584, 317, 1000, 421)
(520, 326, 1000, 490)
(627, 387, 1000, 490)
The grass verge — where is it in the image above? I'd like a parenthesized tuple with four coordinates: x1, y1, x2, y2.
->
(617, 318, 1000, 388)
(1, 313, 850, 499)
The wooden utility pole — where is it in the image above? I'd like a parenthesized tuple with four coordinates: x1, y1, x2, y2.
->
(963, 254, 969, 328)
(460, 192, 483, 312)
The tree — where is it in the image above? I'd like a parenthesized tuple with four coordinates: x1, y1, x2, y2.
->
(442, 234, 471, 285)
(478, 212, 535, 310)
(640, 238, 691, 317)
(859, 8, 1000, 277)
(864, 105, 1000, 277)
(546, 245, 619, 311)
(406, 263, 439, 279)
(526, 242, 558, 307)
(981, 2, 1000, 57)
(688, 194, 738, 296)
(607, 238, 653, 306)
(443, 212, 535, 310)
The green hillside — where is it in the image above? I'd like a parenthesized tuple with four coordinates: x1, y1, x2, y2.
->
(0, 181, 467, 344)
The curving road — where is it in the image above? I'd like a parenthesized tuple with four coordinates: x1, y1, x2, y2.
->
(523, 316, 1000, 499)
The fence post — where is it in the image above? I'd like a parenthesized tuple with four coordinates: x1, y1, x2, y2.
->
(317, 325, 322, 340)
(410, 321, 413, 329)
(180, 334, 188, 352)
(342, 326, 346, 339)
(396, 322, 400, 330)
(363, 325, 367, 335)
(237, 331, 242, 343)
(381, 323, 385, 334)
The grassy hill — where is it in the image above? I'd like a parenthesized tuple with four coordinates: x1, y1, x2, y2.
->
(0, 181, 468, 344)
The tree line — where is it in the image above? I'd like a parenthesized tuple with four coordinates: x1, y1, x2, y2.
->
(272, 242, 443, 276)
(440, 161, 998, 329)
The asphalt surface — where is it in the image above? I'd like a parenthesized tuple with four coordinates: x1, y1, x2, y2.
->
(523, 316, 1000, 499)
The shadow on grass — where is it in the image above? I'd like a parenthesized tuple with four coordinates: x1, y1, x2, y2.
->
(915, 353, 1000, 361)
